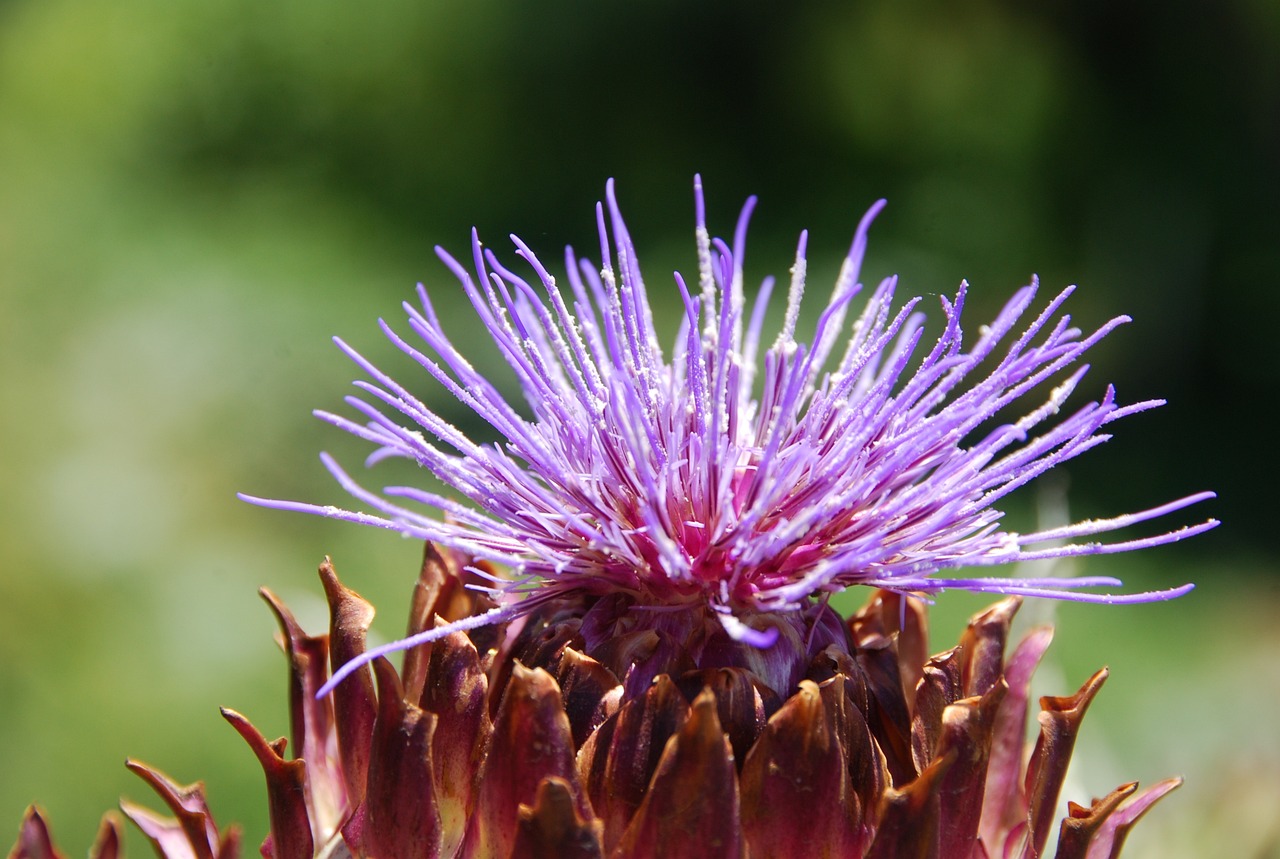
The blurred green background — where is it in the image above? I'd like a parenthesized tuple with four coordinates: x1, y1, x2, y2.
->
(2, 0, 1277, 855)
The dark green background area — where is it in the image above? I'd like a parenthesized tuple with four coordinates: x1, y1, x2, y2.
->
(2, 1, 1276, 855)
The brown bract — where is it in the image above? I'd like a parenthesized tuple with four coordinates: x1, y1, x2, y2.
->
(9, 546, 1181, 858)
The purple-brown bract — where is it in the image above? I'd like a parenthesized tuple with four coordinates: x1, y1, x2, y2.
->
(242, 177, 1214, 696)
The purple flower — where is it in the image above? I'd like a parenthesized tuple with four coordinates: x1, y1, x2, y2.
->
(241, 177, 1215, 695)
(14, 179, 1216, 858)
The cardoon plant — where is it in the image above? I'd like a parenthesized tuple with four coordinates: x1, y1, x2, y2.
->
(11, 179, 1214, 859)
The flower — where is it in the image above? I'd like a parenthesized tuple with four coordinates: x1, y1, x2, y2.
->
(241, 177, 1215, 694)
(11, 179, 1214, 858)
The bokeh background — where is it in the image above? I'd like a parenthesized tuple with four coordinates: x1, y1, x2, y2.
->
(3, 1, 1277, 855)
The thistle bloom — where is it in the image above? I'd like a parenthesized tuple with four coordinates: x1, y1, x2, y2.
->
(11, 180, 1216, 859)
(242, 177, 1214, 694)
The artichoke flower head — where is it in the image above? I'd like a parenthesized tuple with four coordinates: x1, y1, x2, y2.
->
(11, 179, 1214, 859)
